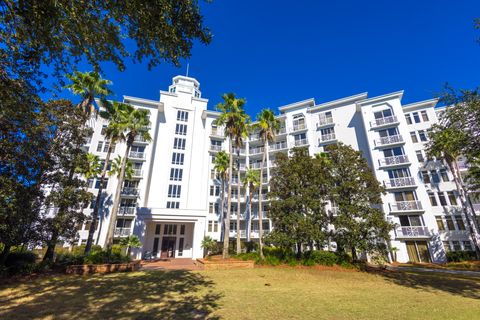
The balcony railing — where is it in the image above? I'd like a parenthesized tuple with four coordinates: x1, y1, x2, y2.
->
(291, 123, 306, 132)
(121, 187, 139, 196)
(276, 127, 287, 135)
(294, 138, 308, 146)
(249, 133, 261, 141)
(384, 177, 416, 189)
(250, 162, 266, 169)
(249, 146, 264, 155)
(128, 151, 145, 159)
(379, 155, 409, 167)
(253, 194, 268, 201)
(132, 169, 143, 177)
(270, 142, 288, 151)
(118, 207, 136, 215)
(238, 163, 246, 170)
(395, 226, 431, 238)
(317, 117, 334, 127)
(210, 145, 222, 152)
(114, 227, 132, 237)
(390, 200, 423, 212)
(134, 136, 148, 143)
(370, 115, 398, 128)
(319, 133, 336, 143)
(210, 128, 224, 137)
(376, 135, 404, 147)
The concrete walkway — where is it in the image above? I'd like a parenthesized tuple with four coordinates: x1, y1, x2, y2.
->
(141, 258, 203, 271)
(386, 265, 480, 277)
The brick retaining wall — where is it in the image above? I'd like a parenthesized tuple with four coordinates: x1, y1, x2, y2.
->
(66, 261, 141, 275)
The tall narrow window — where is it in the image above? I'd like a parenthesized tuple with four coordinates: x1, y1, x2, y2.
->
(435, 216, 445, 231)
(455, 216, 466, 230)
(421, 110, 429, 122)
(405, 114, 412, 125)
(410, 132, 418, 143)
(428, 192, 438, 206)
(413, 112, 420, 123)
(418, 130, 428, 142)
(445, 216, 455, 230)
(416, 150, 424, 162)
(440, 169, 449, 182)
(175, 124, 187, 135)
(447, 191, 457, 205)
(438, 192, 448, 206)
(177, 110, 189, 122)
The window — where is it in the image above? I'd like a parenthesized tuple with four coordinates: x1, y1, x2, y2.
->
(208, 220, 219, 232)
(180, 224, 185, 235)
(178, 238, 184, 256)
(428, 192, 437, 206)
(440, 169, 449, 182)
(438, 192, 448, 206)
(103, 141, 112, 153)
(155, 224, 161, 235)
(415, 150, 424, 163)
(455, 215, 466, 230)
(410, 132, 418, 143)
(421, 171, 431, 184)
(447, 191, 457, 205)
(418, 130, 428, 142)
(177, 110, 189, 122)
(431, 170, 440, 183)
(452, 241, 461, 251)
(175, 124, 187, 135)
(445, 216, 455, 230)
(101, 125, 108, 135)
(171, 152, 184, 165)
(209, 185, 220, 196)
(463, 241, 473, 251)
(167, 184, 181, 198)
(166, 201, 180, 209)
(96, 141, 103, 152)
(164, 224, 177, 235)
(405, 114, 412, 125)
(421, 110, 429, 122)
(95, 178, 108, 189)
(436, 216, 445, 231)
(173, 138, 186, 150)
(209, 202, 219, 214)
(413, 112, 420, 123)
(170, 168, 183, 181)
(443, 241, 451, 252)
(374, 109, 393, 119)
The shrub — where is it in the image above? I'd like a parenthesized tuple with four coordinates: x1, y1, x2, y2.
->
(4, 250, 38, 275)
(263, 255, 281, 266)
(302, 258, 316, 266)
(334, 251, 352, 264)
(263, 247, 295, 261)
(304, 250, 338, 266)
(56, 253, 85, 266)
(446, 251, 476, 262)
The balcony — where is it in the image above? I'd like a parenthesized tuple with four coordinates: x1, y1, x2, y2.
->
(395, 226, 431, 239)
(132, 169, 143, 178)
(128, 151, 145, 160)
(375, 135, 404, 147)
(316, 117, 334, 128)
(389, 200, 423, 213)
(250, 162, 266, 169)
(249, 146, 264, 155)
(319, 133, 336, 144)
(118, 206, 136, 215)
(249, 133, 261, 142)
(121, 187, 139, 197)
(294, 138, 309, 147)
(370, 115, 399, 129)
(291, 123, 307, 132)
(270, 142, 288, 152)
(379, 155, 410, 167)
(114, 227, 132, 237)
(384, 177, 416, 189)
(276, 127, 287, 135)
(133, 136, 149, 144)
(210, 128, 225, 138)
(210, 145, 222, 152)
(253, 194, 268, 201)
(238, 163, 246, 171)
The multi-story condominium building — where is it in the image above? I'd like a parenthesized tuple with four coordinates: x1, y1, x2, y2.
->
(78, 75, 480, 263)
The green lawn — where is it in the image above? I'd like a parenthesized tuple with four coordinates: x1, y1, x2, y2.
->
(1, 267, 479, 319)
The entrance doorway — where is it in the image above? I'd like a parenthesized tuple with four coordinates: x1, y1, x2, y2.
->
(406, 241, 431, 263)
(161, 237, 176, 258)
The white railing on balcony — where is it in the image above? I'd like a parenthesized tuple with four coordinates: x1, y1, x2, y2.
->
(270, 142, 288, 150)
(319, 133, 336, 142)
(114, 227, 132, 237)
(249, 133, 261, 141)
(268, 161, 276, 167)
(291, 123, 307, 132)
(132, 169, 143, 177)
(385, 177, 416, 188)
(229, 230, 247, 238)
(211, 128, 224, 137)
(395, 226, 431, 238)
(210, 145, 222, 152)
(376, 135, 404, 146)
(379, 155, 409, 167)
(134, 136, 148, 143)
(294, 138, 308, 146)
(128, 151, 145, 159)
(249, 146, 264, 155)
(238, 163, 246, 170)
(250, 162, 265, 169)
(118, 207, 136, 215)
(121, 187, 139, 196)
(317, 117, 334, 127)
(370, 115, 398, 128)
(390, 200, 423, 212)
(253, 194, 268, 201)
(277, 127, 287, 134)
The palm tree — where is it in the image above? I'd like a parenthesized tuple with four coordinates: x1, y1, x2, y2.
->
(119, 235, 142, 256)
(84, 100, 126, 254)
(214, 151, 229, 243)
(65, 71, 112, 117)
(242, 168, 260, 242)
(214, 93, 247, 258)
(104, 104, 151, 248)
(427, 126, 480, 257)
(109, 155, 134, 180)
(254, 109, 280, 259)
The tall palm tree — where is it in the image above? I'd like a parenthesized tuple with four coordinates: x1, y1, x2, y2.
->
(65, 71, 112, 117)
(427, 126, 480, 257)
(214, 151, 229, 243)
(85, 100, 126, 254)
(104, 104, 151, 248)
(242, 168, 260, 242)
(254, 109, 280, 259)
(109, 155, 134, 180)
(214, 93, 247, 258)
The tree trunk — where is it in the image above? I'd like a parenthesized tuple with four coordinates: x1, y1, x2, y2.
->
(104, 141, 131, 249)
(220, 177, 226, 243)
(248, 188, 253, 242)
(223, 141, 233, 259)
(85, 139, 114, 254)
(258, 143, 266, 259)
(236, 147, 241, 254)
(351, 247, 357, 262)
(449, 160, 480, 258)
(0, 244, 11, 266)
(43, 228, 59, 263)
(296, 242, 302, 259)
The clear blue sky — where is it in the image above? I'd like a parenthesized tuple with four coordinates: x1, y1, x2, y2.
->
(61, 0, 480, 117)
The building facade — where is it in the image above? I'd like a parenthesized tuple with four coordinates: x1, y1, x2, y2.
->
(77, 75, 480, 263)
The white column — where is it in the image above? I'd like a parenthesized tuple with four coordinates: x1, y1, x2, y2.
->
(192, 218, 206, 259)
(132, 218, 147, 260)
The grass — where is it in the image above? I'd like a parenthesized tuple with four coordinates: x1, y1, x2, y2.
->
(1, 267, 479, 319)
(394, 261, 480, 271)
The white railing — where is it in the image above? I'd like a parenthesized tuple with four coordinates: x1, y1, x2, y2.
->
(294, 138, 308, 146)
(210, 145, 222, 151)
(118, 207, 136, 215)
(238, 163, 246, 170)
(249, 133, 261, 141)
(253, 194, 268, 201)
(370, 115, 398, 128)
(134, 136, 148, 143)
(250, 162, 265, 169)
(229, 230, 247, 238)
(114, 227, 131, 237)
(249, 146, 264, 155)
(390, 200, 423, 212)
(395, 226, 431, 238)
(277, 127, 287, 134)
(211, 128, 224, 137)
(379, 155, 409, 167)
(385, 177, 416, 188)
(121, 187, 139, 196)
(132, 169, 143, 177)
(320, 133, 336, 142)
(270, 142, 288, 150)
(292, 123, 306, 132)
(376, 135, 403, 146)
(128, 151, 145, 159)
(317, 117, 334, 127)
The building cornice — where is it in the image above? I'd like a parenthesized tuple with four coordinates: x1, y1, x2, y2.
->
(402, 98, 438, 112)
(308, 92, 368, 112)
(123, 95, 160, 108)
(278, 98, 315, 113)
(202, 110, 221, 119)
(356, 90, 404, 107)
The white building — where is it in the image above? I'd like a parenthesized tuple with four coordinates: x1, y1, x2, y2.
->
(77, 75, 480, 263)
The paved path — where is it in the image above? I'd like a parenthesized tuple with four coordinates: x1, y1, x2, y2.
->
(386, 265, 480, 277)
(141, 258, 203, 271)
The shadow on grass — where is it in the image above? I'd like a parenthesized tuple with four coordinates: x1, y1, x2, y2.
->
(369, 269, 480, 299)
(0, 270, 222, 319)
